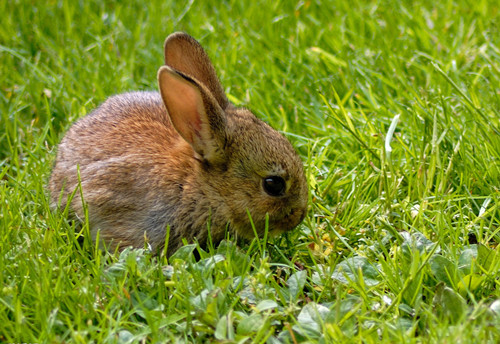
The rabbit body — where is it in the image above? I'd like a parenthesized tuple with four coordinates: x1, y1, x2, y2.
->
(49, 33, 308, 254)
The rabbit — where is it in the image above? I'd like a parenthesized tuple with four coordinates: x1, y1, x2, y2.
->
(49, 32, 308, 255)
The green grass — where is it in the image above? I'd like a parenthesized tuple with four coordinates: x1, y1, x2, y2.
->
(1, 0, 500, 342)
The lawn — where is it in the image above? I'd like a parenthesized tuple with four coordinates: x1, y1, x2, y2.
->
(1, 0, 500, 342)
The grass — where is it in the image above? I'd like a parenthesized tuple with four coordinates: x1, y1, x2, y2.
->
(1, 0, 500, 342)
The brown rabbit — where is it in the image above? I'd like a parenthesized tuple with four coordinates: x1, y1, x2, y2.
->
(49, 32, 308, 254)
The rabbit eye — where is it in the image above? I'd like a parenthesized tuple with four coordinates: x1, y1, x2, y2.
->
(263, 176, 286, 197)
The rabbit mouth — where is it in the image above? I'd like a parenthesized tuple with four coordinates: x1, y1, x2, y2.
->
(268, 206, 307, 234)
(232, 208, 305, 240)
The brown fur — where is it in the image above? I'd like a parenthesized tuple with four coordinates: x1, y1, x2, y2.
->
(49, 32, 308, 254)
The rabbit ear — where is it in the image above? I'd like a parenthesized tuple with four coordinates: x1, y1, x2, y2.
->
(158, 66, 227, 163)
(164, 32, 229, 110)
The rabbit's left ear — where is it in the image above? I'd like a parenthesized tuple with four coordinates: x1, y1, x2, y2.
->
(157, 66, 227, 164)
(164, 32, 229, 110)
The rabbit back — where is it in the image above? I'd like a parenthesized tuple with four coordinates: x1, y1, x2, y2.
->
(49, 92, 204, 252)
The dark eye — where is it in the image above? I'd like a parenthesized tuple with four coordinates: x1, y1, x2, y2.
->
(263, 176, 286, 197)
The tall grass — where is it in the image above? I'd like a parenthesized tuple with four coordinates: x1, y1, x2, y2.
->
(1, 0, 499, 342)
